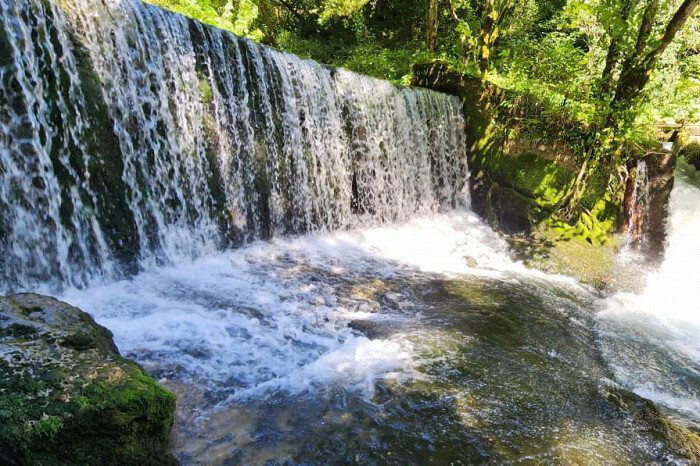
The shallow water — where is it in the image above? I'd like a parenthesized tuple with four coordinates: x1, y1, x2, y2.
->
(3, 0, 697, 461)
(59, 209, 699, 463)
(597, 161, 700, 431)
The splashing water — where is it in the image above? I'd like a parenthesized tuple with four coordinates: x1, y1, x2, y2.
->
(0, 0, 467, 292)
(598, 161, 700, 426)
(59, 210, 533, 401)
(623, 160, 650, 242)
(2, 0, 699, 462)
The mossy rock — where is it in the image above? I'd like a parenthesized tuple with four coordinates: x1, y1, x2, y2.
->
(522, 226, 617, 288)
(602, 385, 700, 462)
(679, 142, 700, 171)
(486, 184, 535, 233)
(482, 150, 576, 210)
(0, 294, 176, 465)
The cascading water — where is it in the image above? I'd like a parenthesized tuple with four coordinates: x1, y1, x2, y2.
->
(623, 160, 650, 242)
(2, 0, 699, 463)
(598, 160, 700, 429)
(0, 0, 467, 293)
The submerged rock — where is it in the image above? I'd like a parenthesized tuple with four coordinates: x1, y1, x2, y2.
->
(602, 385, 700, 462)
(0, 294, 176, 464)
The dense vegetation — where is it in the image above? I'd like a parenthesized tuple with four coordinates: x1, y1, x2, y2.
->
(148, 0, 698, 237)
(148, 0, 698, 125)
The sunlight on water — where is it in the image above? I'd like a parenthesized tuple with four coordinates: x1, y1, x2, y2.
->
(598, 162, 700, 425)
(3, 0, 699, 460)
(59, 210, 534, 400)
(0, 0, 467, 292)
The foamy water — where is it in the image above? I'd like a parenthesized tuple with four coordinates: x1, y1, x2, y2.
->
(597, 163, 700, 423)
(59, 176, 700, 426)
(60, 210, 530, 400)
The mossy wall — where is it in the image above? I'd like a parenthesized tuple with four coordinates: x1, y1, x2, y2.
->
(412, 61, 621, 246)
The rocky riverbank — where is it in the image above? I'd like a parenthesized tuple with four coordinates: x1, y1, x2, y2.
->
(412, 61, 678, 288)
(0, 294, 176, 464)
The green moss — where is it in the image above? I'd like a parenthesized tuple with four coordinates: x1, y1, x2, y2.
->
(0, 295, 176, 465)
(0, 323, 37, 338)
(526, 224, 617, 287)
(603, 386, 700, 462)
(60, 331, 97, 350)
(482, 150, 575, 210)
(0, 357, 176, 465)
(198, 71, 214, 104)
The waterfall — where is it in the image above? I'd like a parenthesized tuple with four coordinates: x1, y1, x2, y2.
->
(598, 160, 700, 424)
(0, 0, 468, 293)
(622, 160, 650, 242)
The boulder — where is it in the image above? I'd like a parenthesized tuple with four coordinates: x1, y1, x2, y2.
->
(0, 294, 176, 465)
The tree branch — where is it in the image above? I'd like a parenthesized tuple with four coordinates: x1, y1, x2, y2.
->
(651, 0, 699, 58)
(633, 0, 659, 56)
(600, 0, 632, 96)
(610, 0, 698, 114)
(273, 0, 305, 21)
(447, 0, 460, 22)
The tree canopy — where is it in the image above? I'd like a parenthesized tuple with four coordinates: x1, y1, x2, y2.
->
(149, 0, 698, 128)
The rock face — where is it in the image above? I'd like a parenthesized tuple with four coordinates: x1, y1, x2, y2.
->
(412, 62, 620, 245)
(0, 294, 176, 464)
(621, 150, 676, 261)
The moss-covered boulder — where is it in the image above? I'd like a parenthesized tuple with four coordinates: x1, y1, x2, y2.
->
(0, 294, 176, 465)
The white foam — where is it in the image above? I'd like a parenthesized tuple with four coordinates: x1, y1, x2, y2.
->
(60, 209, 576, 399)
(633, 385, 700, 419)
(598, 167, 700, 418)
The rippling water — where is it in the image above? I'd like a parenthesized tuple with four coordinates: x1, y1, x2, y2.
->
(598, 161, 700, 430)
(58, 206, 698, 463)
(2, 0, 698, 461)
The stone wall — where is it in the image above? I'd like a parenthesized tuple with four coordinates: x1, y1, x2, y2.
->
(412, 62, 619, 245)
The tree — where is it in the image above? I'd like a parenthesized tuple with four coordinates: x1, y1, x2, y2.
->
(555, 0, 698, 218)
(478, 0, 496, 79)
(428, 0, 440, 51)
(446, 0, 518, 77)
(600, 0, 699, 127)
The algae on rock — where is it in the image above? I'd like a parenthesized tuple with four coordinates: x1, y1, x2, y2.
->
(602, 385, 700, 463)
(0, 294, 176, 465)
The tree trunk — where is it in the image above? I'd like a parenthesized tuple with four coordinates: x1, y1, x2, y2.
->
(610, 0, 698, 113)
(599, 0, 632, 96)
(427, 0, 439, 51)
(478, 0, 497, 80)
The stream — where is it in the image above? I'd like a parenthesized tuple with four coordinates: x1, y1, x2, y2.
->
(1, 0, 698, 462)
(61, 172, 700, 462)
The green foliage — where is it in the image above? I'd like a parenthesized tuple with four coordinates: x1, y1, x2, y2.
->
(482, 151, 575, 210)
(146, 0, 263, 40)
(142, 0, 696, 242)
(318, 0, 372, 22)
(680, 141, 700, 169)
(146, 0, 698, 129)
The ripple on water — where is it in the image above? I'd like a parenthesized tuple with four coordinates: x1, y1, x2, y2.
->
(59, 211, 698, 462)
